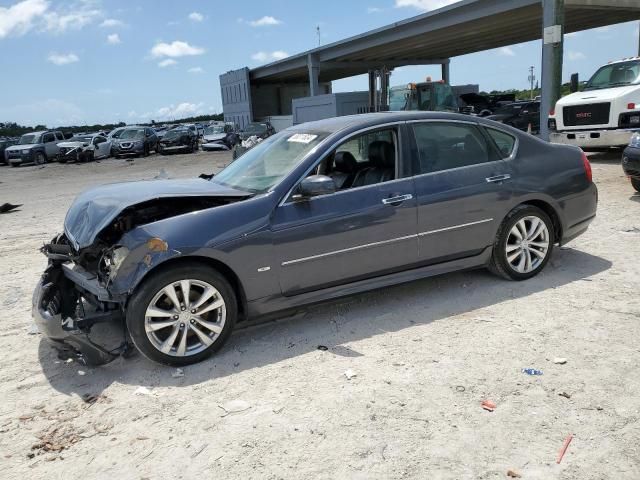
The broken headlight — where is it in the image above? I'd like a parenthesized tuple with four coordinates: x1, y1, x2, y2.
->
(102, 246, 130, 279)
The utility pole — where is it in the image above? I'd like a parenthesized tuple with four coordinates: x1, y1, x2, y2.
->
(540, 0, 564, 141)
(316, 25, 321, 47)
(528, 66, 536, 99)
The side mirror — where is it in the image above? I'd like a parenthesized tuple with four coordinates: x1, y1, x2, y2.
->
(570, 73, 579, 93)
(293, 175, 336, 200)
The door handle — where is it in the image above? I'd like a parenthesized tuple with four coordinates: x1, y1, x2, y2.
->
(382, 194, 413, 205)
(485, 174, 511, 183)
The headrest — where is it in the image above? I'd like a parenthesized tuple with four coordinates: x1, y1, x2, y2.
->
(334, 151, 358, 173)
(368, 141, 394, 168)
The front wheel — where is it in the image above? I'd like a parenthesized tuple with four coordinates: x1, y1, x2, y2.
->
(631, 177, 640, 193)
(126, 264, 237, 366)
(489, 205, 554, 281)
(35, 152, 46, 165)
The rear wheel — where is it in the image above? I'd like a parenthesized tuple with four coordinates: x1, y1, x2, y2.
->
(489, 205, 554, 281)
(126, 264, 237, 366)
(631, 177, 640, 193)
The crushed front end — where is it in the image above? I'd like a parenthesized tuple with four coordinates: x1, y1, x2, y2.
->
(33, 234, 130, 366)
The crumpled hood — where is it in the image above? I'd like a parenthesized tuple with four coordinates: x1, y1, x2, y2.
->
(5, 144, 40, 152)
(64, 178, 248, 249)
(203, 133, 226, 142)
(58, 141, 89, 148)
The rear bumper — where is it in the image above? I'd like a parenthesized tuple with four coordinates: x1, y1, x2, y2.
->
(32, 263, 126, 366)
(622, 147, 640, 178)
(559, 183, 598, 246)
(550, 128, 638, 149)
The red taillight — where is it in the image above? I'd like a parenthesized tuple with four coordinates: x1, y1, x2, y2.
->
(581, 150, 592, 183)
(549, 109, 555, 116)
(628, 103, 637, 110)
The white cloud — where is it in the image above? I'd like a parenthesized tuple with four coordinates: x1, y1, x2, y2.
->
(100, 18, 124, 28)
(127, 110, 137, 118)
(567, 50, 586, 61)
(151, 40, 205, 58)
(394, 0, 458, 11)
(188, 12, 203, 22)
(187, 66, 203, 73)
(158, 58, 177, 68)
(248, 15, 281, 27)
(251, 50, 289, 62)
(498, 46, 515, 57)
(367, 7, 383, 13)
(156, 102, 204, 119)
(47, 52, 79, 65)
(0, 0, 48, 38)
(106, 33, 120, 44)
(42, 1, 103, 34)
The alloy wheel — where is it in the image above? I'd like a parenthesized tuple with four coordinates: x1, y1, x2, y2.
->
(505, 215, 550, 274)
(144, 279, 226, 357)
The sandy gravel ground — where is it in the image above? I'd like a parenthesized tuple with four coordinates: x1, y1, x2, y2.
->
(0, 151, 639, 480)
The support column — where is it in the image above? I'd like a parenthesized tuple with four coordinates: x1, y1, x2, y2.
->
(540, 0, 564, 141)
(307, 53, 320, 97)
(441, 59, 451, 84)
(637, 20, 640, 56)
(368, 70, 377, 112)
(380, 68, 390, 111)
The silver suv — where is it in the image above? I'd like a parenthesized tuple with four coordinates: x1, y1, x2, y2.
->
(5, 130, 64, 167)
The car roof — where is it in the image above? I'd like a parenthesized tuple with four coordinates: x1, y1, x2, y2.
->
(287, 111, 499, 134)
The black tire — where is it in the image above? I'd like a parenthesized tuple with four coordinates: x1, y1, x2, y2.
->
(488, 205, 555, 281)
(631, 177, 640, 193)
(126, 263, 237, 366)
(9, 162, 18, 168)
(143, 144, 149, 157)
(35, 152, 46, 165)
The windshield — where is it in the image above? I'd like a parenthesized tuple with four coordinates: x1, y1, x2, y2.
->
(389, 87, 419, 111)
(431, 83, 458, 112)
(204, 126, 224, 135)
(164, 129, 187, 140)
(243, 123, 267, 135)
(111, 129, 125, 138)
(585, 60, 640, 90)
(19, 133, 42, 144)
(120, 129, 144, 140)
(212, 131, 330, 193)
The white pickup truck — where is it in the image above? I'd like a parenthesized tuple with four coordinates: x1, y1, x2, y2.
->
(549, 58, 640, 149)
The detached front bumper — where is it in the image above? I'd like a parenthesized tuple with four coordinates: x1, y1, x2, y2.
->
(32, 262, 127, 366)
(550, 128, 638, 149)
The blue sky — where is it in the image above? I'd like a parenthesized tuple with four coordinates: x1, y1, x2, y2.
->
(0, 0, 638, 126)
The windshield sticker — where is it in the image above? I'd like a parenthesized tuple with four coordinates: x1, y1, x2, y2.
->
(288, 133, 318, 144)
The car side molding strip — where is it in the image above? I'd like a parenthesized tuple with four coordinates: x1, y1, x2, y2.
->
(418, 218, 494, 237)
(281, 218, 494, 267)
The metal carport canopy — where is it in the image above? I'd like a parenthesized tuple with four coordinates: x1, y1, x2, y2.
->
(250, 0, 640, 84)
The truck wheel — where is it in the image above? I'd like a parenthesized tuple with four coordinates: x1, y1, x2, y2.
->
(632, 178, 640, 193)
(489, 205, 554, 281)
(9, 162, 18, 168)
(126, 263, 237, 366)
(35, 152, 46, 165)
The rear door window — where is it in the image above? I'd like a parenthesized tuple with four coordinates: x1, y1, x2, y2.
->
(42, 133, 54, 143)
(485, 127, 517, 158)
(411, 122, 492, 174)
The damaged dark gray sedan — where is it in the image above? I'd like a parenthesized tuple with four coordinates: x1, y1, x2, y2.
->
(33, 112, 598, 366)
